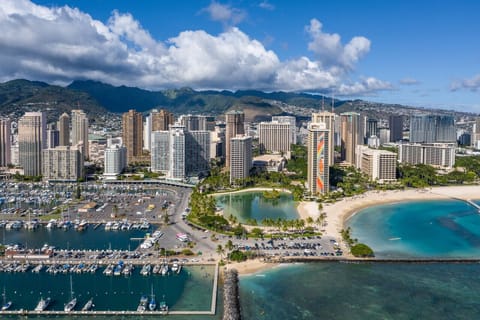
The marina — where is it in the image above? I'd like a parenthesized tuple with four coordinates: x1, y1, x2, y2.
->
(0, 221, 154, 251)
(0, 264, 217, 315)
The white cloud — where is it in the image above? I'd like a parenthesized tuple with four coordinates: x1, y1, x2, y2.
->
(201, 1, 246, 26)
(451, 74, 480, 92)
(399, 77, 420, 85)
(306, 18, 370, 71)
(259, 1, 275, 10)
(0, 0, 388, 96)
(337, 77, 393, 96)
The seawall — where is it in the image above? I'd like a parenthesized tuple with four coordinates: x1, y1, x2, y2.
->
(223, 269, 241, 320)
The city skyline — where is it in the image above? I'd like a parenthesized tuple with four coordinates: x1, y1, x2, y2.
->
(0, 1, 479, 112)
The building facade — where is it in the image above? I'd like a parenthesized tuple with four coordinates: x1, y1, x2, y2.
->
(409, 115, 455, 143)
(272, 116, 296, 144)
(151, 131, 170, 173)
(389, 115, 404, 142)
(258, 121, 292, 157)
(42, 146, 83, 181)
(225, 110, 245, 168)
(151, 109, 174, 131)
(71, 109, 89, 159)
(122, 109, 143, 164)
(185, 130, 210, 176)
(307, 122, 330, 195)
(356, 146, 397, 183)
(230, 135, 252, 184)
(0, 117, 11, 167)
(168, 124, 185, 180)
(58, 112, 70, 146)
(312, 111, 335, 166)
(104, 143, 127, 178)
(18, 112, 46, 176)
(340, 112, 362, 165)
(398, 143, 456, 169)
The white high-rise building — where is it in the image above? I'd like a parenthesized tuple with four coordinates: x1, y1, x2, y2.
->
(355, 146, 397, 183)
(151, 126, 211, 178)
(18, 112, 46, 176)
(71, 109, 89, 159)
(272, 116, 296, 144)
(0, 117, 11, 167)
(168, 124, 185, 180)
(151, 131, 170, 173)
(42, 146, 83, 181)
(307, 122, 330, 195)
(144, 114, 152, 151)
(230, 136, 252, 184)
(258, 121, 292, 157)
(104, 143, 127, 178)
(378, 128, 391, 145)
(398, 143, 455, 169)
(179, 115, 208, 131)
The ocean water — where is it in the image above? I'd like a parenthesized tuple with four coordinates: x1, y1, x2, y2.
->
(1, 265, 219, 319)
(215, 191, 299, 224)
(347, 200, 480, 258)
(1, 226, 154, 250)
(239, 262, 480, 320)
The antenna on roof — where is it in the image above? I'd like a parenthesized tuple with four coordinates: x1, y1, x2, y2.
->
(321, 96, 325, 112)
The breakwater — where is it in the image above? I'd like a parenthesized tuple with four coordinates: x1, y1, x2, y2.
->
(223, 269, 241, 320)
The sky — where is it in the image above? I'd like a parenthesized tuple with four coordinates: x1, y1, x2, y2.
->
(1, 0, 480, 112)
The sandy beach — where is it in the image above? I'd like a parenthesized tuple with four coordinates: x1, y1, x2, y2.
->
(212, 187, 291, 197)
(296, 185, 480, 241)
(225, 258, 278, 275)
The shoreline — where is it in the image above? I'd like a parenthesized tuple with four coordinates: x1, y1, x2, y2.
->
(224, 258, 279, 276)
(296, 185, 480, 242)
(211, 187, 292, 197)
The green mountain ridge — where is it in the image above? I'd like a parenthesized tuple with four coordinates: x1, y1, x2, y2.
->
(0, 79, 475, 124)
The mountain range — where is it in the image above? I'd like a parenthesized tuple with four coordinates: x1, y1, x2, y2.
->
(0, 79, 474, 123)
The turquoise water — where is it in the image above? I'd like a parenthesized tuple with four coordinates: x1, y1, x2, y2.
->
(239, 262, 480, 320)
(1, 226, 154, 250)
(215, 191, 299, 224)
(1, 265, 218, 319)
(347, 200, 480, 258)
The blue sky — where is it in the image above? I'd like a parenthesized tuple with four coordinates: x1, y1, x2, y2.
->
(1, 0, 480, 112)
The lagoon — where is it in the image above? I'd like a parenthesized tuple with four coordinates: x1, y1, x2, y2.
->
(215, 191, 299, 225)
(347, 199, 480, 258)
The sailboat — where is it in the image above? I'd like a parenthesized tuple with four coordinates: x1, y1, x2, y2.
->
(1, 287, 12, 311)
(34, 296, 51, 311)
(159, 295, 168, 314)
(148, 285, 156, 311)
(81, 298, 94, 311)
(64, 275, 77, 312)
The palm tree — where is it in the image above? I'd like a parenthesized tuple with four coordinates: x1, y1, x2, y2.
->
(216, 244, 225, 260)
